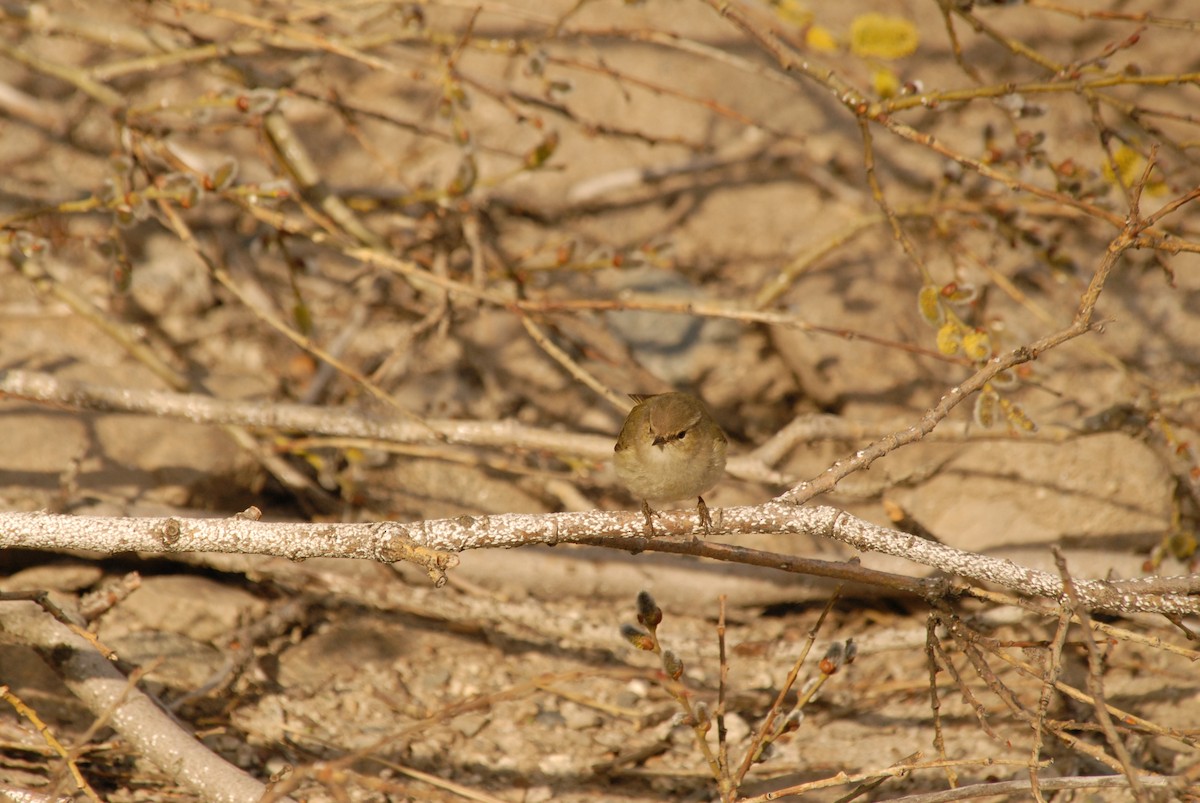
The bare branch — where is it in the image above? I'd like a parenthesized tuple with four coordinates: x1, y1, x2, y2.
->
(0, 601, 279, 803)
(2, 508, 1196, 614)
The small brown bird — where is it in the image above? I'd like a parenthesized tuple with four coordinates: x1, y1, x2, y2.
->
(613, 392, 727, 534)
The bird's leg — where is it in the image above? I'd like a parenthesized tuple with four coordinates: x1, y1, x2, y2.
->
(640, 499, 658, 537)
(696, 496, 713, 536)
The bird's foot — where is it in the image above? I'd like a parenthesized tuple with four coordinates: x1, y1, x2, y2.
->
(640, 499, 658, 537)
(696, 496, 714, 537)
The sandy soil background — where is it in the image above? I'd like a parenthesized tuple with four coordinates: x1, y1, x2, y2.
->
(1, 0, 1199, 800)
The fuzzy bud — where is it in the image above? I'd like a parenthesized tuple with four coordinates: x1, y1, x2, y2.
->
(620, 623, 655, 651)
(636, 590, 662, 629)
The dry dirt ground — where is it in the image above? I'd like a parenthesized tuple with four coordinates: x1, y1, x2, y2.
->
(1, 0, 1200, 801)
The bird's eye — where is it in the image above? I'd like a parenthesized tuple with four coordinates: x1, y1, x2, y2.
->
(676, 430, 687, 439)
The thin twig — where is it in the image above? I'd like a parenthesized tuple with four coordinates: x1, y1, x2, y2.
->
(1055, 548, 1150, 801)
